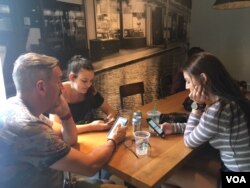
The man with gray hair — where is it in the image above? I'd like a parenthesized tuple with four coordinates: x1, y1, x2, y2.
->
(0, 52, 126, 188)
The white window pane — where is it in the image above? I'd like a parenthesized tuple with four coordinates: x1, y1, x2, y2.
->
(0, 46, 6, 101)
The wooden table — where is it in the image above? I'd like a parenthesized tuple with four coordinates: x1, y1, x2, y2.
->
(76, 90, 199, 188)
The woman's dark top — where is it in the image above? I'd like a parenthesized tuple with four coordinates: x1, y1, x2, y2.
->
(68, 92, 104, 124)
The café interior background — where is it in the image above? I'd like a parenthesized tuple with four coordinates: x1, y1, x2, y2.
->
(1, 0, 250, 102)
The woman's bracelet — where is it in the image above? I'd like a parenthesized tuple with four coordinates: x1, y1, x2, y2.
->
(60, 112, 72, 121)
(107, 138, 117, 153)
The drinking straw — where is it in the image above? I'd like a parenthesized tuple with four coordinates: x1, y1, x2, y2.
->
(152, 102, 157, 114)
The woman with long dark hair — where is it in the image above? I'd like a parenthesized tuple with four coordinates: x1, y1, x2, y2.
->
(164, 52, 250, 171)
(161, 52, 250, 187)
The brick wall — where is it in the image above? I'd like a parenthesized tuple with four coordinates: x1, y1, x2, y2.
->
(94, 47, 186, 117)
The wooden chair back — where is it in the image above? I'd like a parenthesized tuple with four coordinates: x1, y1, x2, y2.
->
(119, 82, 145, 109)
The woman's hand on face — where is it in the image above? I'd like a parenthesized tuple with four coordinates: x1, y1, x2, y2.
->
(189, 85, 208, 103)
(90, 120, 112, 131)
(161, 122, 174, 135)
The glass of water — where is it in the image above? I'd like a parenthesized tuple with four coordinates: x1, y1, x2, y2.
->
(133, 131, 150, 157)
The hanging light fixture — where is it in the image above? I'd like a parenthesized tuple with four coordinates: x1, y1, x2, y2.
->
(213, 0, 250, 10)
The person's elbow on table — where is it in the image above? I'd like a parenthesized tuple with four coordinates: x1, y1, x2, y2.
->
(183, 137, 197, 148)
(184, 142, 196, 149)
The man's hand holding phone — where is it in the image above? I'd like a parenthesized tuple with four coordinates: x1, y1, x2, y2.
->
(110, 125, 127, 145)
(107, 117, 128, 140)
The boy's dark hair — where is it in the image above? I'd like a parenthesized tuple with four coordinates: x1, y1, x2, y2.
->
(187, 47, 204, 58)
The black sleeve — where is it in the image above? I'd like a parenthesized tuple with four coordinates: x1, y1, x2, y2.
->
(93, 92, 104, 109)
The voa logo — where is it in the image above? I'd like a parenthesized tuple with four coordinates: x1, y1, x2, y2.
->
(226, 176, 246, 184)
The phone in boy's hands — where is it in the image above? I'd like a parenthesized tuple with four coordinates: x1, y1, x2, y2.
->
(146, 118, 165, 138)
(107, 116, 128, 139)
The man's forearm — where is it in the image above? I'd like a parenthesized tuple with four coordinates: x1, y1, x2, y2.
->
(60, 113, 78, 145)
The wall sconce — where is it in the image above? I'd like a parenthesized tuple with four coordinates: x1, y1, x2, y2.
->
(213, 0, 250, 10)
